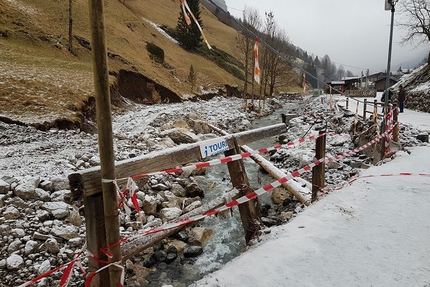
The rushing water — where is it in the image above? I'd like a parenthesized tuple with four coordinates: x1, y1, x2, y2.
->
(140, 99, 302, 287)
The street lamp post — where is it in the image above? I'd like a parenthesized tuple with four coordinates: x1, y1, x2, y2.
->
(381, 0, 398, 159)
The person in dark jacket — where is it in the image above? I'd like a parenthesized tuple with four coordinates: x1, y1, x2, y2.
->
(398, 85, 406, 113)
(380, 89, 393, 113)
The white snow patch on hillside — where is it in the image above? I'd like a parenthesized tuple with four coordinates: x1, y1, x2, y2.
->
(6, 0, 40, 16)
(142, 17, 179, 45)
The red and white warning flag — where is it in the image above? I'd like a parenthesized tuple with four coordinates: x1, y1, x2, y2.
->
(181, 0, 212, 49)
(353, 100, 359, 133)
(181, 0, 192, 25)
(254, 38, 260, 85)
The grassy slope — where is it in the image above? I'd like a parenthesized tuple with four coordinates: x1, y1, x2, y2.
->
(0, 0, 298, 125)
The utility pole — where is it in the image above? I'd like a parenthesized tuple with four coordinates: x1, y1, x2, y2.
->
(88, 0, 121, 285)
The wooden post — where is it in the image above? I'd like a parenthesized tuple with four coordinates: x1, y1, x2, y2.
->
(281, 113, 287, 124)
(88, 0, 121, 286)
(373, 99, 378, 126)
(380, 105, 388, 160)
(83, 195, 107, 286)
(363, 99, 367, 120)
(393, 104, 399, 142)
(225, 138, 260, 244)
(312, 129, 326, 202)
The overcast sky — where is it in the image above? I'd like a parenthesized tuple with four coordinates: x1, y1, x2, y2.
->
(223, 0, 429, 75)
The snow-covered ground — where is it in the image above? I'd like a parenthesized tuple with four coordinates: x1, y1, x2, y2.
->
(192, 97, 430, 287)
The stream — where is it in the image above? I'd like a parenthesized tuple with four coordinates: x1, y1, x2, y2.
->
(141, 98, 306, 287)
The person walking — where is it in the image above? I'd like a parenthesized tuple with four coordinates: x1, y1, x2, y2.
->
(398, 85, 406, 113)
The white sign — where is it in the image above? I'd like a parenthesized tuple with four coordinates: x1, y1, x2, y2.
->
(200, 138, 229, 158)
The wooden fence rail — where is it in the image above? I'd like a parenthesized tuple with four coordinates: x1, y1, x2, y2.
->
(345, 97, 389, 119)
(69, 123, 287, 199)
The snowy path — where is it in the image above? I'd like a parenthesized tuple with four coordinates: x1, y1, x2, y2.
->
(194, 145, 430, 287)
(193, 95, 430, 286)
(338, 95, 430, 132)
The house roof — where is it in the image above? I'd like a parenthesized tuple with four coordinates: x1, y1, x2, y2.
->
(328, 81, 345, 85)
(374, 76, 399, 83)
(342, 76, 361, 81)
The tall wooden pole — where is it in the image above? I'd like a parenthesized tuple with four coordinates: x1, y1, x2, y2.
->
(363, 99, 367, 120)
(88, 0, 121, 286)
(393, 104, 399, 142)
(312, 130, 326, 202)
(84, 194, 108, 286)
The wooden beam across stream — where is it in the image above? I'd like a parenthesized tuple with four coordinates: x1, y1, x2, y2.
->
(209, 124, 310, 206)
(68, 123, 287, 199)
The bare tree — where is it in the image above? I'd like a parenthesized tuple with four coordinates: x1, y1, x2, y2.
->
(260, 12, 291, 109)
(321, 55, 337, 82)
(237, 6, 261, 110)
(398, 0, 430, 63)
(336, 65, 345, 80)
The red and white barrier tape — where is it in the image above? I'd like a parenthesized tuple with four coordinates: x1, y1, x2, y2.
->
(103, 131, 350, 184)
(112, 131, 352, 210)
(353, 100, 359, 131)
(384, 108, 394, 153)
(85, 262, 125, 287)
(373, 105, 380, 134)
(19, 125, 396, 287)
(125, 124, 396, 240)
(180, 0, 212, 49)
(18, 263, 73, 287)
(113, 124, 396, 252)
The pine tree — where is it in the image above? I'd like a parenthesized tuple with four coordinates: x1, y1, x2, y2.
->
(176, 0, 203, 50)
(305, 63, 318, 88)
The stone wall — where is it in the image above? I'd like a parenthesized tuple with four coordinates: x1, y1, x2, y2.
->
(405, 90, 430, 113)
(393, 64, 430, 113)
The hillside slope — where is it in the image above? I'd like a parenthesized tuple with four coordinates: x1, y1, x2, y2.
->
(396, 64, 430, 113)
(0, 0, 275, 130)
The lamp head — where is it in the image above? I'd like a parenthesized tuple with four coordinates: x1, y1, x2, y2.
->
(385, 0, 399, 10)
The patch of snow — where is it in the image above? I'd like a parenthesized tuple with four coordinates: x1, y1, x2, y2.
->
(6, 0, 40, 16)
(410, 81, 430, 93)
(142, 17, 179, 45)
